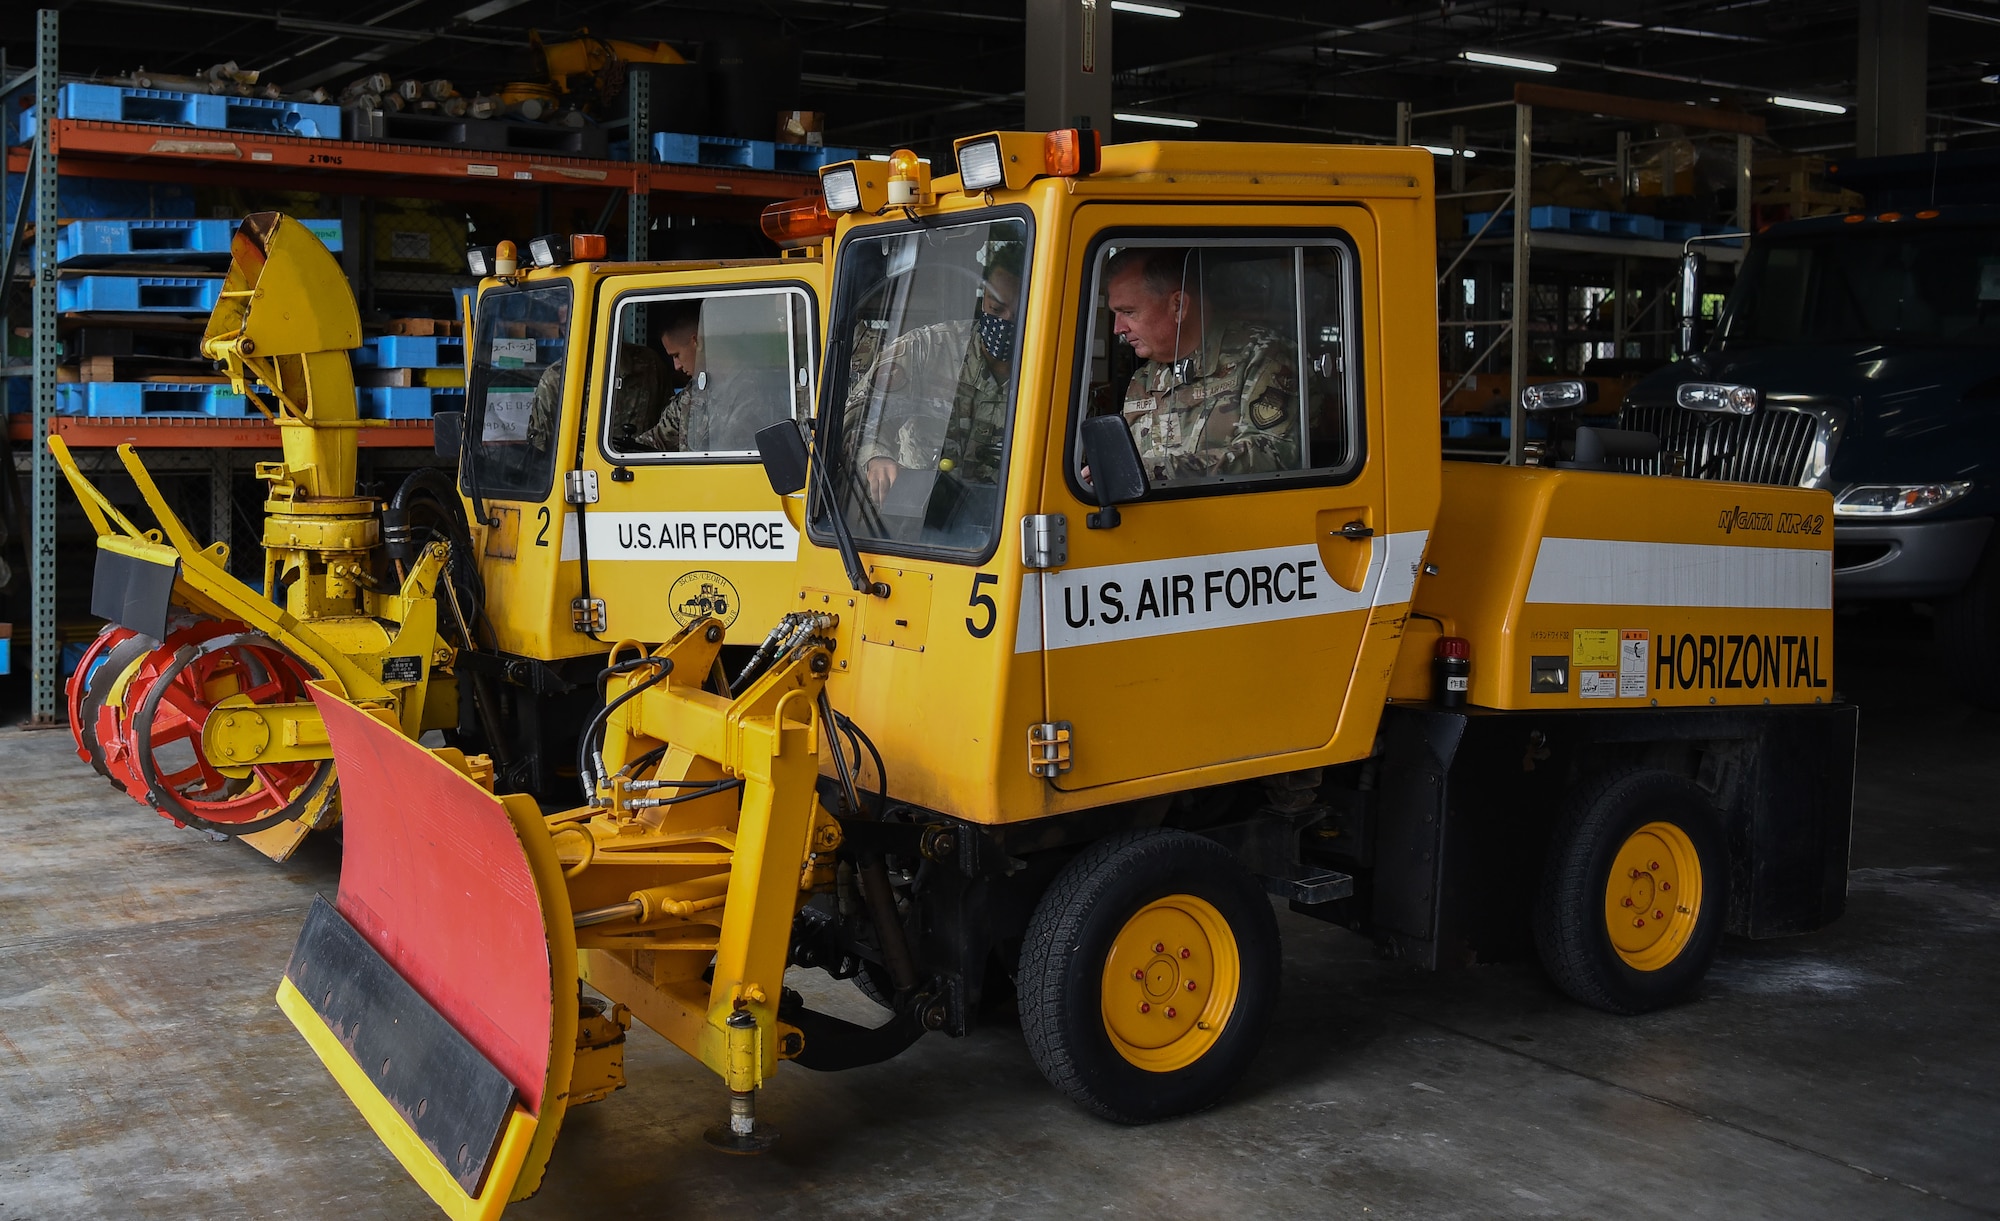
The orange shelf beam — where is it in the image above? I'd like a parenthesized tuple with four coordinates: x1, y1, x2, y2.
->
(11, 416, 435, 449)
(6, 119, 815, 205)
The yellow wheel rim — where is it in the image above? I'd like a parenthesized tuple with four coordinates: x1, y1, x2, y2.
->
(1603, 820, 1704, 972)
(1100, 894, 1240, 1073)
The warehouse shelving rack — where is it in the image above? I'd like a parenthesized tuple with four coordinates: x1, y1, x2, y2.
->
(1402, 83, 1761, 463)
(2, 8, 823, 722)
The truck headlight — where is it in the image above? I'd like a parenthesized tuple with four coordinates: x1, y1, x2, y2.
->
(957, 136, 1005, 192)
(1520, 380, 1595, 412)
(1676, 382, 1759, 414)
(1833, 481, 1974, 518)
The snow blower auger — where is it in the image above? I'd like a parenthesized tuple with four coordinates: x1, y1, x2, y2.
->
(278, 609, 898, 1217)
(52, 212, 458, 859)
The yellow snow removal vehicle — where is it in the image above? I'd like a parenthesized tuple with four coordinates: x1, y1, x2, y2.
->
(56, 205, 831, 857)
(280, 132, 1855, 1218)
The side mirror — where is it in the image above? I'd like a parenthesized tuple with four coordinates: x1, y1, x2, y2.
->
(1677, 250, 1705, 356)
(755, 419, 810, 496)
(1079, 415, 1148, 530)
(432, 410, 464, 461)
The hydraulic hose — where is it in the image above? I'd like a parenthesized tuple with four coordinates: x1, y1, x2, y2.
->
(576, 656, 673, 802)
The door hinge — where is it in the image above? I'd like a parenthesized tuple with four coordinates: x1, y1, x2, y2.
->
(565, 468, 600, 504)
(1020, 513, 1068, 569)
(1028, 720, 1073, 778)
(570, 596, 607, 633)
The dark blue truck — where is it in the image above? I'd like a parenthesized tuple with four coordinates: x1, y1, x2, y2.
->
(1622, 150, 2000, 703)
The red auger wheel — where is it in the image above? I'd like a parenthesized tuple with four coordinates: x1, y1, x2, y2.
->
(66, 624, 144, 778)
(103, 620, 334, 836)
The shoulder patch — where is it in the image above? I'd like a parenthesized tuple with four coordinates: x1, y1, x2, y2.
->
(1249, 397, 1287, 429)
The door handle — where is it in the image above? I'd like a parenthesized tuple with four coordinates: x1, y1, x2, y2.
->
(1337, 520, 1374, 540)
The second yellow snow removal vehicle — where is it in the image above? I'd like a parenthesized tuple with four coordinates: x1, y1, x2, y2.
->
(54, 206, 830, 856)
(279, 133, 1854, 1217)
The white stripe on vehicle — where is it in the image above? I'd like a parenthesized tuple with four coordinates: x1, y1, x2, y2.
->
(1525, 537, 1832, 610)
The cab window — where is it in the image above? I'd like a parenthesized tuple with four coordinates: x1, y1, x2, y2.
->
(1073, 238, 1359, 495)
(601, 287, 816, 462)
(464, 282, 571, 502)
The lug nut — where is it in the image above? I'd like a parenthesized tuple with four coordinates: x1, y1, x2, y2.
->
(1622, 897, 1632, 907)
(1629, 868, 1640, 878)
(1650, 861, 1660, 871)
(1655, 910, 1665, 920)
(1165, 1007, 1177, 1019)
(1133, 969, 1145, 981)
(1660, 881, 1671, 891)
(1179, 947, 1191, 959)
(1154, 942, 1165, 953)
(1186, 980, 1197, 991)
(1634, 918, 1646, 927)
(1139, 1002, 1150, 1013)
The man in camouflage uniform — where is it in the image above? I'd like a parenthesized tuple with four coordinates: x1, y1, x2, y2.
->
(853, 247, 1022, 505)
(523, 342, 672, 454)
(1106, 246, 1299, 484)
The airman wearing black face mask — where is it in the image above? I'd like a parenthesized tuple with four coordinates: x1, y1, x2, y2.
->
(853, 244, 1024, 505)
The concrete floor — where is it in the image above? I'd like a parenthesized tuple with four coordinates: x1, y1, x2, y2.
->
(2, 616, 1996, 1220)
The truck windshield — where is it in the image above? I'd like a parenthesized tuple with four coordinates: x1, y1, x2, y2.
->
(463, 282, 572, 502)
(814, 214, 1029, 559)
(1717, 226, 2000, 349)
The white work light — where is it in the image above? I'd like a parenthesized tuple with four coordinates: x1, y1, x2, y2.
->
(957, 137, 1005, 192)
(821, 165, 863, 213)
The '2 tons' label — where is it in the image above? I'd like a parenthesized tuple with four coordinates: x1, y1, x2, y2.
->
(1653, 631, 1828, 691)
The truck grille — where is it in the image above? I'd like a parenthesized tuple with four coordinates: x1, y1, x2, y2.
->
(1619, 404, 1820, 487)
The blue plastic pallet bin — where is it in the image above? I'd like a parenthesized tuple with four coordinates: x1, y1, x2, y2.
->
(59, 275, 225, 313)
(1608, 213, 1665, 240)
(353, 336, 465, 368)
(23, 83, 339, 140)
(359, 386, 464, 420)
(56, 219, 235, 263)
(652, 131, 777, 172)
(57, 382, 252, 417)
(770, 144, 858, 173)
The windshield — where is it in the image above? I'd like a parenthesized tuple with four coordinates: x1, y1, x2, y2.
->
(464, 282, 572, 501)
(815, 214, 1029, 559)
(1716, 226, 2000, 349)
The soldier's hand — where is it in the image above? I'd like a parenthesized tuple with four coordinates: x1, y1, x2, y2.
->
(866, 456, 900, 504)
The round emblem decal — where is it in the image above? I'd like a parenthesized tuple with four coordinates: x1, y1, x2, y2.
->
(669, 569, 741, 630)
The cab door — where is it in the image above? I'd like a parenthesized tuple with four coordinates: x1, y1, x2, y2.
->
(1037, 206, 1407, 792)
(563, 270, 820, 644)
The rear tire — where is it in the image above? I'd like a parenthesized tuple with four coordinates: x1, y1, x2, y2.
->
(1017, 830, 1279, 1124)
(1534, 769, 1726, 1015)
(1939, 531, 2000, 710)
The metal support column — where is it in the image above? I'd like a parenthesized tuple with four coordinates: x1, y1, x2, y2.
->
(627, 66, 652, 265)
(1508, 102, 1530, 466)
(31, 9, 59, 724)
(1395, 102, 1411, 147)
(1025, 0, 1113, 134)
(1856, 0, 1928, 158)
(209, 450, 231, 560)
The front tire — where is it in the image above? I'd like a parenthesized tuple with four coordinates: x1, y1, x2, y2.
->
(1017, 830, 1279, 1123)
(1534, 769, 1726, 1015)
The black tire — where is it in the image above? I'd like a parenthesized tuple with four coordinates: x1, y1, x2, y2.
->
(1939, 531, 2000, 710)
(851, 958, 896, 1009)
(1534, 769, 1727, 1015)
(1017, 829, 1280, 1124)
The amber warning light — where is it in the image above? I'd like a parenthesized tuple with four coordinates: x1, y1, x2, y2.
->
(1434, 636, 1470, 708)
(1045, 127, 1102, 177)
(761, 195, 836, 248)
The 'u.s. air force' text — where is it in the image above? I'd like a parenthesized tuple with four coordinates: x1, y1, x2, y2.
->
(1061, 559, 1320, 629)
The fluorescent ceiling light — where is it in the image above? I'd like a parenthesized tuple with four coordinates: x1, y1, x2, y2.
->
(1461, 49, 1558, 73)
(1417, 144, 1477, 158)
(1768, 95, 1847, 114)
(1110, 0, 1184, 15)
(1983, 73, 2000, 84)
(866, 153, 931, 163)
(1116, 112, 1200, 128)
